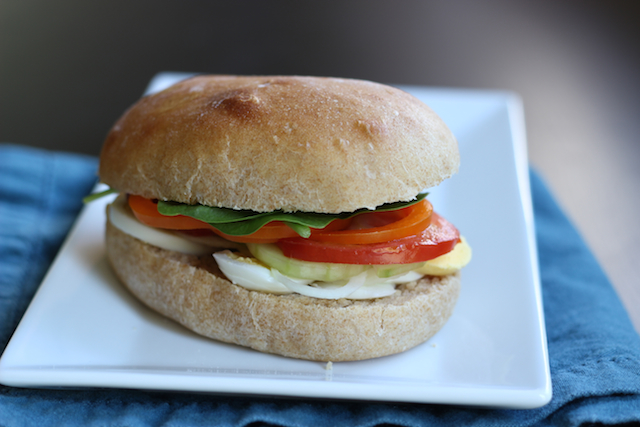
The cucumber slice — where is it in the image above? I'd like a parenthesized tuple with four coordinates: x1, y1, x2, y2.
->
(374, 261, 426, 278)
(246, 243, 369, 281)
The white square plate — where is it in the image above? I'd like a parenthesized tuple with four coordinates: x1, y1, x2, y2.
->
(0, 73, 551, 409)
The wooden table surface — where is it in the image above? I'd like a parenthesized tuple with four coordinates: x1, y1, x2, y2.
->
(2, 0, 639, 331)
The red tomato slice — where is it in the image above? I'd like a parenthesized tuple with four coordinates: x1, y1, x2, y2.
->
(307, 199, 433, 245)
(129, 195, 210, 231)
(127, 195, 352, 244)
(276, 212, 460, 265)
(128, 195, 299, 243)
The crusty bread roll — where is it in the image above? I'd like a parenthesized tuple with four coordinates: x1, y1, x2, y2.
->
(99, 75, 464, 361)
(99, 75, 459, 213)
(106, 220, 461, 362)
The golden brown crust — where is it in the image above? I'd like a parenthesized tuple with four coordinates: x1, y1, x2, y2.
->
(105, 219, 461, 362)
(99, 75, 459, 213)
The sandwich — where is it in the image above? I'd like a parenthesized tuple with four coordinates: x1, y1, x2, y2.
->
(94, 75, 471, 362)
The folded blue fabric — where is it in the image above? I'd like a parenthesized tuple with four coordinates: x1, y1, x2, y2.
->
(1, 143, 639, 426)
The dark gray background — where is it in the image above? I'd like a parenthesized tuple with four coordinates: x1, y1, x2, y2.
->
(2, 0, 639, 329)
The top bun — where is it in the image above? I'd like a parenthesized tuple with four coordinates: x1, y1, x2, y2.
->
(99, 75, 459, 213)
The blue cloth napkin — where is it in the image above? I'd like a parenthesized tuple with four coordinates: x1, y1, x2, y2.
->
(1, 142, 640, 426)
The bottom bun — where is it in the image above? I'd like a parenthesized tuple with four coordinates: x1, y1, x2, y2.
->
(106, 221, 461, 362)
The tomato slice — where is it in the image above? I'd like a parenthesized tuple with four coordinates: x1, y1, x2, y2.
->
(214, 218, 353, 243)
(127, 195, 448, 251)
(127, 195, 351, 244)
(128, 195, 300, 243)
(212, 226, 298, 244)
(276, 212, 460, 265)
(307, 199, 433, 245)
(129, 195, 210, 231)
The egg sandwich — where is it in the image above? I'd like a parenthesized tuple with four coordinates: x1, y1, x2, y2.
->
(95, 75, 471, 361)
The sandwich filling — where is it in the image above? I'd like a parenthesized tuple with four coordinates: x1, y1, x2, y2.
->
(106, 193, 471, 300)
